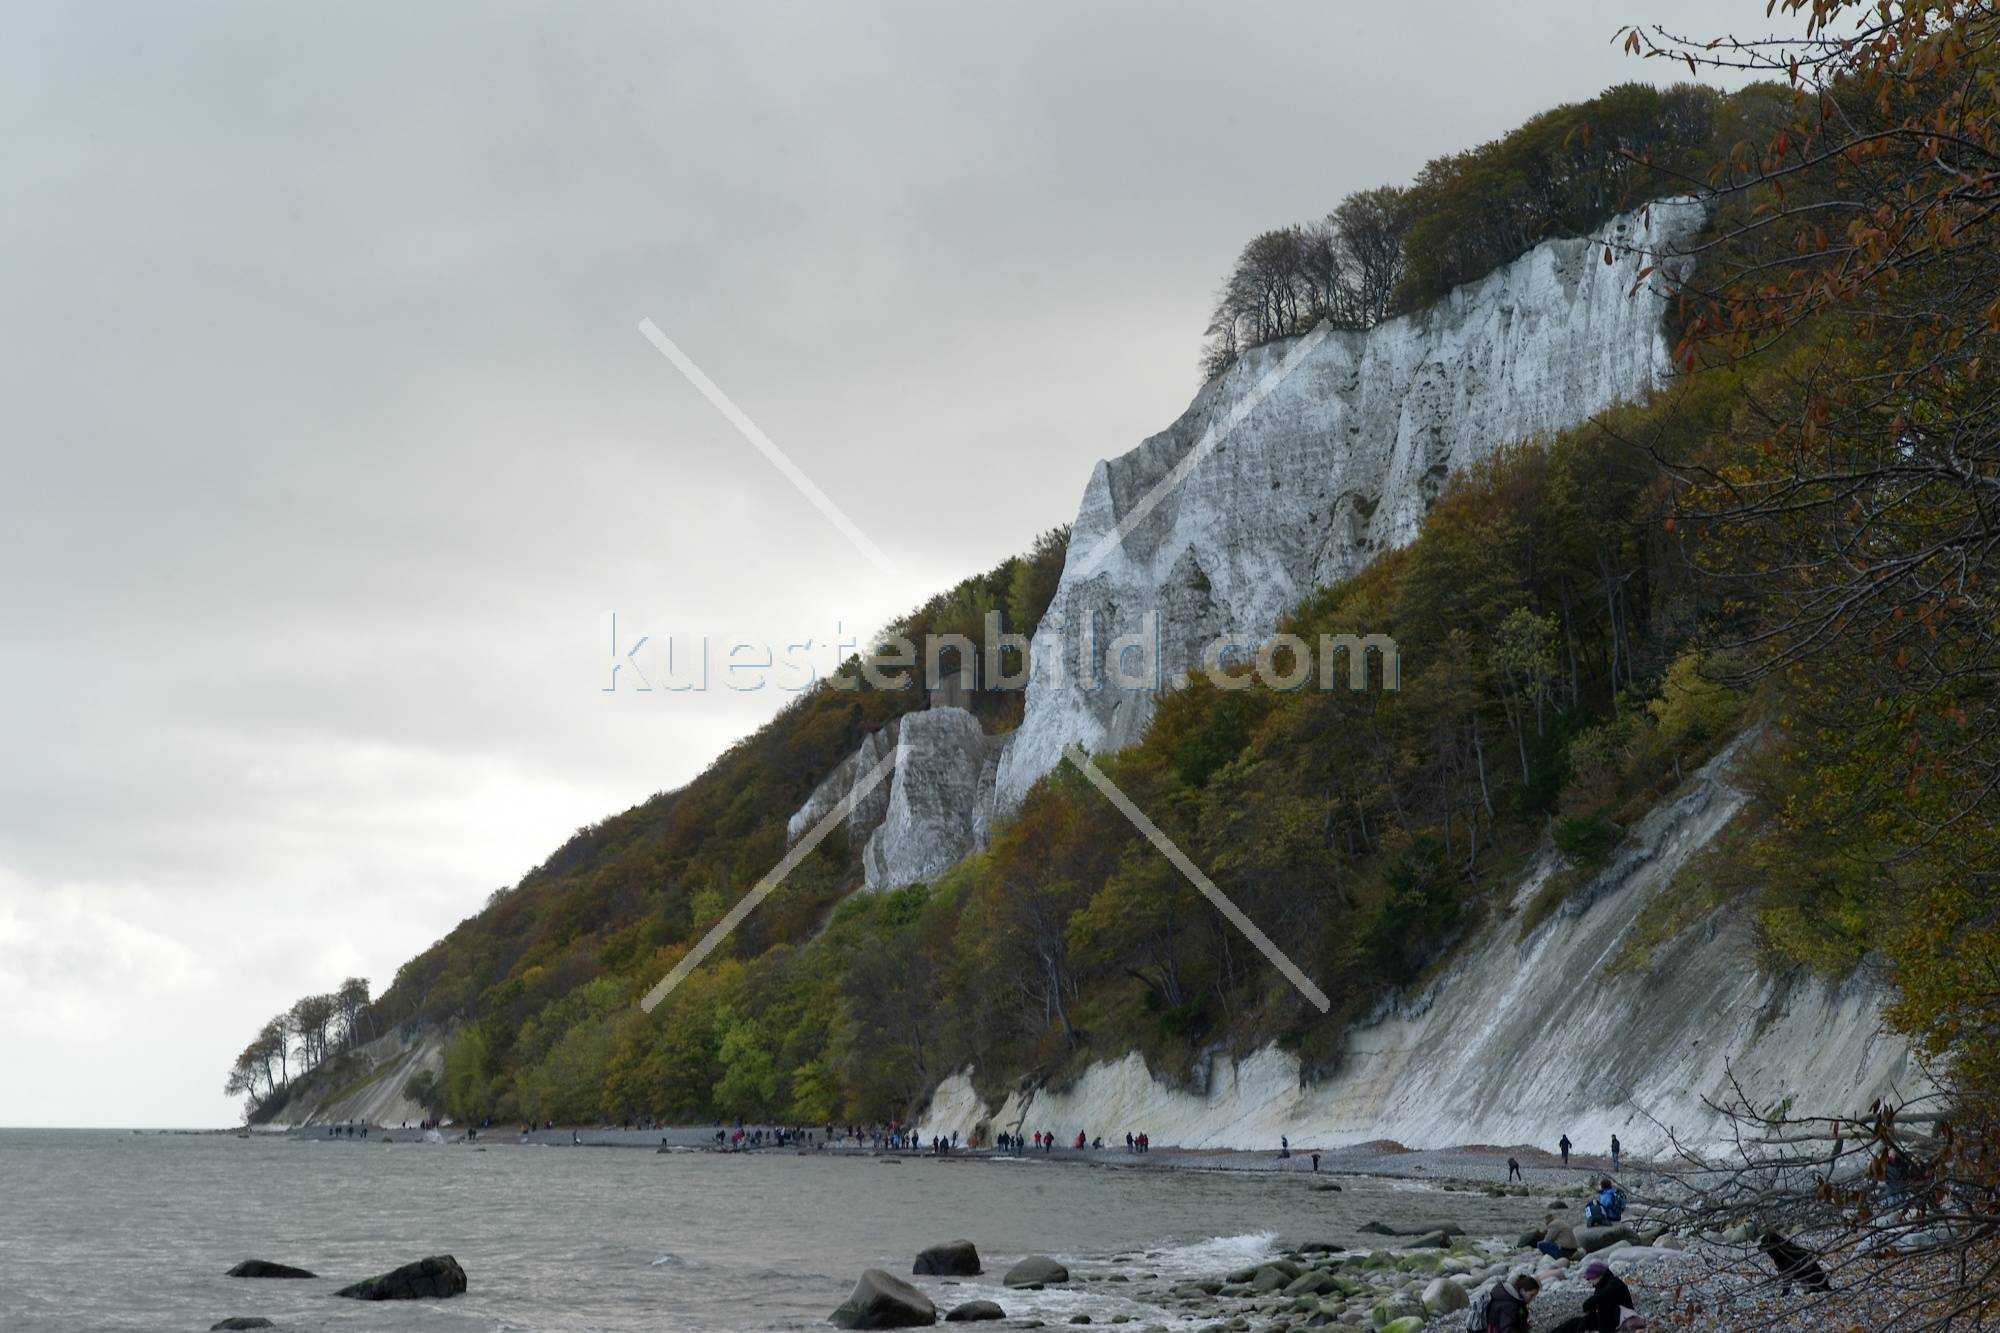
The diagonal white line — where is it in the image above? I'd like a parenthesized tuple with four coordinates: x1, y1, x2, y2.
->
(640, 748, 900, 1012)
(1072, 322, 1332, 580)
(638, 318, 901, 578)
(1062, 743, 1331, 1013)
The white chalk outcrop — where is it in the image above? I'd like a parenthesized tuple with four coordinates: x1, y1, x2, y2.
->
(861, 707, 1006, 890)
(794, 707, 1009, 890)
(787, 719, 900, 846)
(790, 200, 1706, 888)
(918, 736, 1924, 1156)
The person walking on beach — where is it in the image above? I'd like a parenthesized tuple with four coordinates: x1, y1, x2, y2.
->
(1311, 1151, 1320, 1173)
(1546, 1260, 1635, 1333)
(1609, 1134, 1621, 1173)
(1559, 1133, 1572, 1167)
(1279, 1134, 1290, 1159)
(1507, 1156, 1522, 1182)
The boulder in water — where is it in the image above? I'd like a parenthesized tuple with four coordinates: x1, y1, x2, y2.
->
(210, 1320, 274, 1330)
(914, 1240, 982, 1276)
(944, 1298, 1005, 1322)
(333, 1254, 467, 1300)
(225, 1259, 315, 1279)
(1002, 1256, 1070, 1288)
(830, 1269, 938, 1328)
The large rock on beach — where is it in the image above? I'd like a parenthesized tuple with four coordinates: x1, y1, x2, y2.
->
(1250, 1264, 1294, 1293)
(1422, 1277, 1469, 1314)
(1371, 1295, 1422, 1326)
(914, 1240, 982, 1276)
(1574, 1225, 1636, 1254)
(944, 1299, 1005, 1322)
(225, 1259, 315, 1279)
(210, 1320, 274, 1330)
(830, 1269, 938, 1328)
(333, 1254, 467, 1300)
(1003, 1256, 1070, 1288)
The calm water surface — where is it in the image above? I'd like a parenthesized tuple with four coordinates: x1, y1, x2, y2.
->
(0, 1129, 1471, 1332)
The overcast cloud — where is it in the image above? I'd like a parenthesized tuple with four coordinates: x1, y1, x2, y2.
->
(0, 0, 1761, 1126)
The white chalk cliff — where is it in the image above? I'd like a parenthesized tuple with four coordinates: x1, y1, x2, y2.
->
(793, 198, 1707, 890)
(918, 735, 1925, 1155)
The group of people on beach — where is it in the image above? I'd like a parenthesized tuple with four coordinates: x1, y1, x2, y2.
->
(1481, 1258, 1637, 1333)
(987, 1128, 1152, 1155)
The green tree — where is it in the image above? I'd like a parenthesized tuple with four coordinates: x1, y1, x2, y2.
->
(711, 1010, 778, 1120)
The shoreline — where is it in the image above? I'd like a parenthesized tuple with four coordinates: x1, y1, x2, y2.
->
(284, 1122, 1642, 1193)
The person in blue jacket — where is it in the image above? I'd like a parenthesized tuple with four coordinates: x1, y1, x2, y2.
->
(1584, 1177, 1627, 1226)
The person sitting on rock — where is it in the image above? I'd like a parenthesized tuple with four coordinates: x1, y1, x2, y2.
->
(1482, 1273, 1540, 1333)
(1547, 1259, 1636, 1333)
(1536, 1212, 1579, 1259)
(1584, 1178, 1627, 1226)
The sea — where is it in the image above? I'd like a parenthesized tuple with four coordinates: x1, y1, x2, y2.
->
(0, 1127, 1496, 1332)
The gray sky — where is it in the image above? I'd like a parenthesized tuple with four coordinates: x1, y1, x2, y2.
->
(0, 0, 1762, 1126)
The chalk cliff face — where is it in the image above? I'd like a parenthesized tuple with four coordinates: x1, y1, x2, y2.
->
(993, 197, 1706, 812)
(273, 1028, 444, 1130)
(917, 735, 1923, 1155)
(793, 199, 1706, 889)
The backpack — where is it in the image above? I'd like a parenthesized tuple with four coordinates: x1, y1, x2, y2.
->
(1464, 1286, 1494, 1332)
